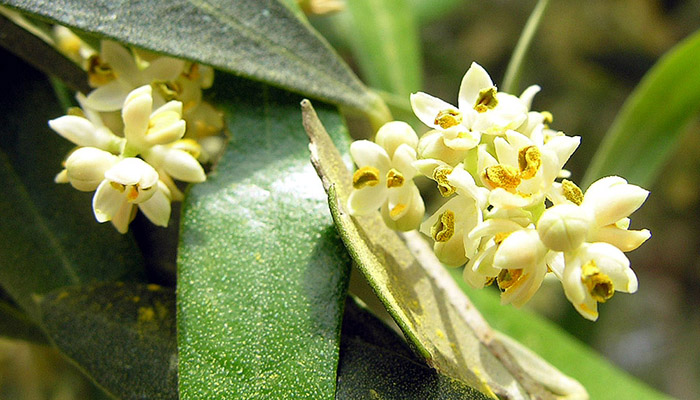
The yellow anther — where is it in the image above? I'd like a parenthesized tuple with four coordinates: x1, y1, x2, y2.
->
(352, 166, 380, 189)
(434, 109, 463, 129)
(494, 232, 511, 245)
(154, 81, 182, 101)
(67, 107, 86, 118)
(110, 182, 126, 192)
(518, 146, 541, 179)
(483, 164, 521, 192)
(581, 260, 614, 303)
(87, 55, 116, 87)
(541, 111, 553, 125)
(389, 203, 407, 218)
(182, 63, 201, 81)
(431, 210, 455, 242)
(386, 168, 405, 188)
(474, 87, 498, 113)
(562, 179, 583, 205)
(126, 186, 140, 201)
(497, 268, 523, 292)
(432, 166, 456, 197)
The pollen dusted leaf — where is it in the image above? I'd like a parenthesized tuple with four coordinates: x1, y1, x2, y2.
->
(0, 52, 144, 321)
(337, 296, 491, 400)
(583, 28, 700, 188)
(303, 100, 588, 399)
(2, 0, 384, 116)
(37, 282, 177, 400)
(177, 76, 351, 399)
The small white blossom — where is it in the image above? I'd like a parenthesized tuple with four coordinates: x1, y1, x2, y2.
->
(122, 85, 187, 152)
(63, 147, 119, 192)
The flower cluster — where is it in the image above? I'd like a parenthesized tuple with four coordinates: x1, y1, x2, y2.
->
(49, 39, 223, 233)
(348, 62, 650, 320)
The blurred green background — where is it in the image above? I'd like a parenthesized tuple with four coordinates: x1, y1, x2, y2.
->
(1, 0, 698, 398)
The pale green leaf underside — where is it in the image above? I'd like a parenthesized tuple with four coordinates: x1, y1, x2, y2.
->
(2, 0, 377, 112)
(0, 54, 143, 320)
(177, 76, 351, 399)
(584, 28, 700, 188)
(344, 0, 422, 96)
(38, 282, 177, 400)
(303, 100, 584, 399)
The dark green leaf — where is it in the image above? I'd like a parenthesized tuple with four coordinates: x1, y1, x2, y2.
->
(337, 297, 490, 400)
(37, 282, 177, 400)
(177, 76, 351, 399)
(0, 300, 48, 344)
(344, 0, 422, 96)
(448, 268, 672, 400)
(2, 0, 387, 118)
(0, 51, 144, 320)
(583, 28, 700, 188)
(303, 101, 584, 399)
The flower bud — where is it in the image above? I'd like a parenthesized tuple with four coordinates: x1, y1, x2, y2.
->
(417, 130, 468, 165)
(375, 121, 418, 157)
(537, 204, 592, 252)
(65, 147, 119, 191)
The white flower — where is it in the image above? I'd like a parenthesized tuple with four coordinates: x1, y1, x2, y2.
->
(122, 85, 187, 152)
(348, 121, 424, 231)
(477, 128, 579, 209)
(62, 147, 119, 191)
(92, 158, 172, 233)
(551, 242, 638, 321)
(85, 41, 185, 112)
(48, 95, 124, 154)
(420, 166, 488, 266)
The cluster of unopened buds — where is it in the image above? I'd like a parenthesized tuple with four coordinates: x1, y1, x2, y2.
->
(349, 62, 651, 320)
(49, 32, 225, 233)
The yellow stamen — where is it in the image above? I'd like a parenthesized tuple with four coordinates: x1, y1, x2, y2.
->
(154, 81, 182, 101)
(87, 55, 116, 87)
(434, 109, 463, 129)
(182, 63, 200, 81)
(562, 179, 583, 205)
(431, 210, 455, 242)
(581, 260, 614, 303)
(352, 166, 380, 189)
(541, 111, 553, 125)
(474, 87, 498, 113)
(110, 182, 126, 192)
(386, 168, 405, 188)
(518, 146, 541, 179)
(497, 269, 523, 292)
(432, 166, 456, 197)
(483, 164, 521, 192)
(494, 232, 511, 245)
(389, 204, 407, 218)
(126, 186, 140, 201)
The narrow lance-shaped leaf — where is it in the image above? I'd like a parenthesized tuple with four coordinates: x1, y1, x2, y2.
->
(583, 28, 700, 188)
(177, 76, 351, 399)
(0, 52, 143, 320)
(37, 282, 177, 400)
(344, 0, 422, 96)
(302, 100, 587, 399)
(447, 268, 672, 400)
(1, 0, 390, 123)
(337, 296, 491, 400)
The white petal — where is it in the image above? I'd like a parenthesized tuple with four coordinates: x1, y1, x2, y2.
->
(122, 85, 153, 145)
(494, 136, 518, 167)
(105, 157, 159, 188)
(162, 149, 206, 182)
(442, 127, 480, 150)
(417, 130, 468, 165)
(519, 85, 541, 110)
(546, 135, 580, 169)
(152, 100, 183, 117)
(350, 140, 391, 172)
(347, 184, 387, 215)
(391, 144, 418, 179)
(49, 116, 119, 150)
(433, 236, 467, 267)
(101, 41, 138, 80)
(589, 226, 651, 252)
(141, 57, 185, 83)
(375, 121, 418, 157)
(579, 242, 637, 293)
(92, 180, 126, 222)
(65, 147, 119, 191)
(110, 201, 135, 233)
(537, 204, 593, 252)
(467, 218, 524, 241)
(410, 92, 457, 129)
(381, 184, 424, 231)
(458, 62, 494, 110)
(447, 167, 488, 208)
(139, 181, 172, 227)
(582, 177, 649, 227)
(489, 188, 534, 209)
(85, 80, 131, 112)
(493, 229, 546, 272)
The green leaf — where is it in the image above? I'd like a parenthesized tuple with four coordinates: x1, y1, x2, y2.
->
(303, 100, 586, 399)
(344, 0, 422, 96)
(448, 268, 672, 400)
(2, 0, 388, 118)
(0, 300, 48, 344)
(0, 52, 143, 320)
(337, 296, 491, 400)
(37, 282, 177, 400)
(177, 76, 351, 399)
(583, 28, 700, 188)
(407, 0, 466, 24)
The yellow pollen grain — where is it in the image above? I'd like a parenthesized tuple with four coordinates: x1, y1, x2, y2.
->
(562, 179, 584, 205)
(541, 111, 553, 125)
(86, 55, 115, 87)
(483, 164, 521, 192)
(434, 109, 463, 129)
(431, 210, 455, 242)
(352, 166, 380, 189)
(389, 204, 407, 218)
(155, 81, 182, 101)
(474, 87, 498, 113)
(581, 260, 614, 303)
(386, 168, 405, 188)
(497, 268, 523, 292)
(494, 232, 511, 245)
(127, 186, 140, 201)
(432, 166, 456, 197)
(110, 182, 126, 193)
(518, 146, 541, 179)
